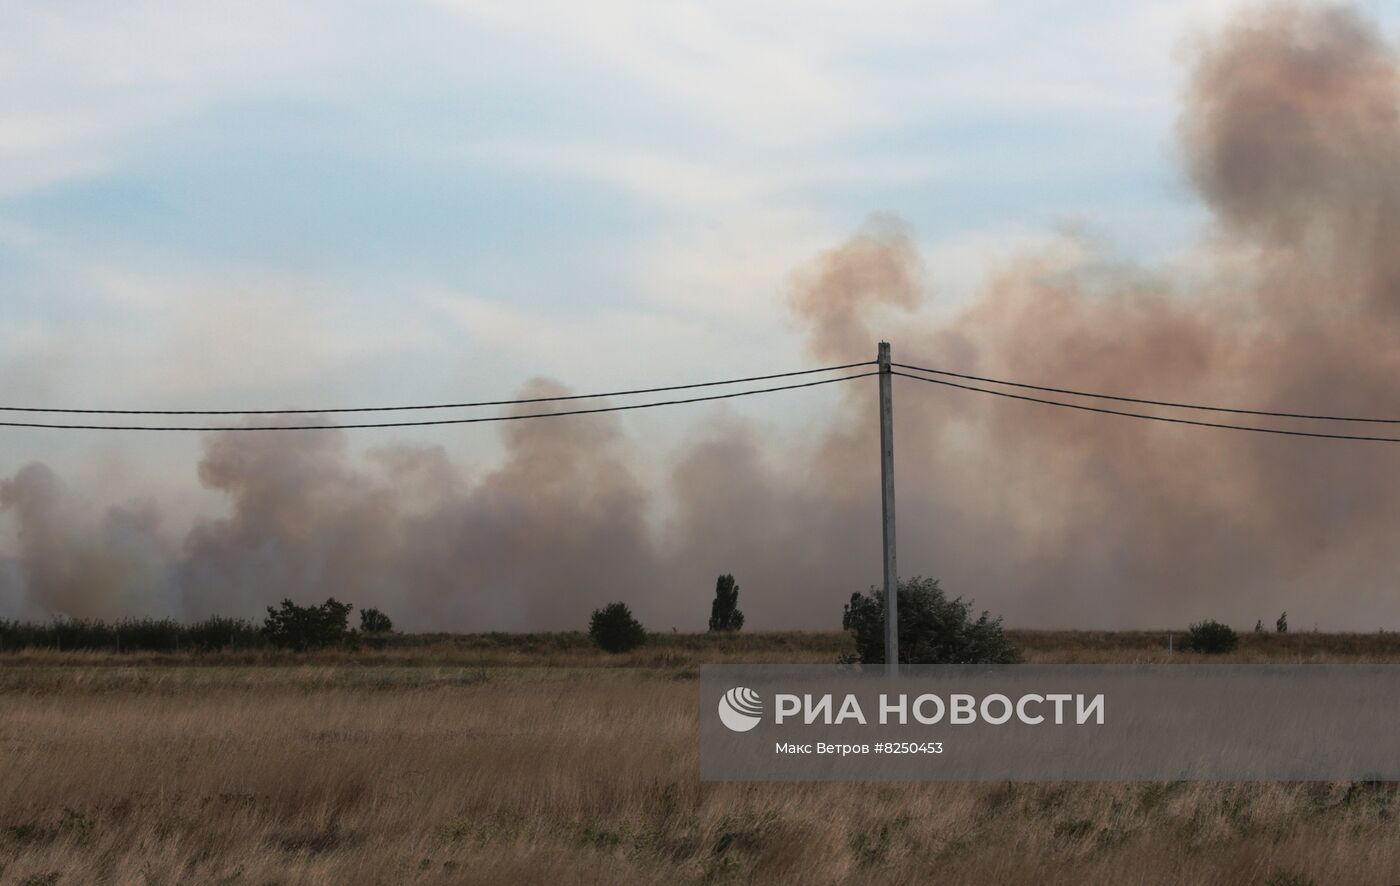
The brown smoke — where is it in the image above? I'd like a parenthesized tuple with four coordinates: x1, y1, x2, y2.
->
(169, 383, 661, 630)
(859, 1, 1400, 628)
(679, 1, 1400, 630)
(787, 213, 924, 362)
(0, 463, 171, 620)
(4, 2, 1400, 630)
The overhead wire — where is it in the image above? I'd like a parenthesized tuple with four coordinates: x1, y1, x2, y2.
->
(893, 361, 1400, 424)
(0, 360, 875, 416)
(8, 351, 1400, 441)
(891, 371, 1400, 444)
(0, 371, 877, 432)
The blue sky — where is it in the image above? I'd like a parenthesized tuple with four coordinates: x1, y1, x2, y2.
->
(2, 0, 1398, 520)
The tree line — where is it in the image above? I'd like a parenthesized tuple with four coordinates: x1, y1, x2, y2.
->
(0, 602, 395, 653)
(4, 573, 1294, 662)
(0, 572, 1025, 664)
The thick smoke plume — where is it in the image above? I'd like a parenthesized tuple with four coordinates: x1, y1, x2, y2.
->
(5, 3, 1400, 629)
(0, 464, 171, 620)
(894, 1, 1400, 628)
(171, 382, 662, 630)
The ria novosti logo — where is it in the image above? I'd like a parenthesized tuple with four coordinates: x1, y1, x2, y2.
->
(716, 686, 1106, 733)
(718, 687, 763, 732)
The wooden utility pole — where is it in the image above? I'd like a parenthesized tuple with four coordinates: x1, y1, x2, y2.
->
(877, 341, 899, 676)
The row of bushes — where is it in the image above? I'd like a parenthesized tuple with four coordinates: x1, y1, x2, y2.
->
(1, 576, 1023, 663)
(2, 578, 1267, 662)
(0, 601, 395, 653)
(0, 615, 262, 652)
(0, 574, 747, 656)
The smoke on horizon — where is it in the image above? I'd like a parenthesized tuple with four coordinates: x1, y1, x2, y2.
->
(5, 3, 1400, 631)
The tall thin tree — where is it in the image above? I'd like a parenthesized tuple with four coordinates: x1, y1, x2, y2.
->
(708, 574, 745, 632)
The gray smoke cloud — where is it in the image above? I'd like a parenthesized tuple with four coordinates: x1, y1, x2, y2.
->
(4, 2, 1400, 630)
(164, 381, 662, 630)
(0, 463, 172, 620)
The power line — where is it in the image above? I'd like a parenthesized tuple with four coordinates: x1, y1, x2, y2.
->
(894, 361, 1400, 425)
(0, 360, 874, 416)
(0, 372, 876, 432)
(892, 371, 1400, 444)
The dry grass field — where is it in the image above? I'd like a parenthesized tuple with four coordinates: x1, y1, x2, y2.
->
(4, 631, 1400, 885)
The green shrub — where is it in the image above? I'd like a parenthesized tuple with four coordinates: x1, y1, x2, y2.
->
(1181, 620, 1238, 654)
(707, 574, 745, 632)
(842, 576, 1019, 665)
(360, 608, 394, 634)
(262, 598, 356, 651)
(589, 602, 647, 653)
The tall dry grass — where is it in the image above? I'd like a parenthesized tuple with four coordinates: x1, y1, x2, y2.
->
(2, 634, 1399, 884)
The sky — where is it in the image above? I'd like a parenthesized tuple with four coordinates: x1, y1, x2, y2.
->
(4, 1, 1400, 629)
(1, 2, 1236, 467)
(0, 2, 1277, 411)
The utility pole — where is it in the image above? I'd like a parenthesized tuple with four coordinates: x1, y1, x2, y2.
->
(877, 341, 899, 677)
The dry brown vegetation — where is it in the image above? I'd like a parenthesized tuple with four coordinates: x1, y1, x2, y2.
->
(3, 632, 1400, 885)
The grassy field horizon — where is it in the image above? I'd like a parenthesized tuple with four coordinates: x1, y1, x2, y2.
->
(9, 627, 1400, 667)
(4, 631, 1400, 884)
